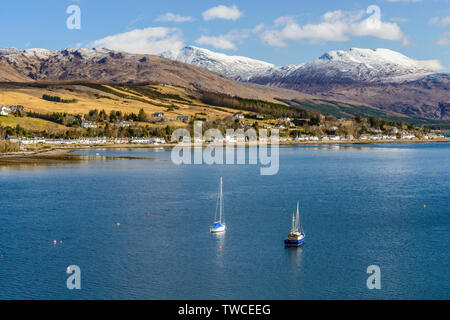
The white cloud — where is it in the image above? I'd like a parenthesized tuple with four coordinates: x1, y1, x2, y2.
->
(202, 5, 242, 21)
(156, 13, 194, 23)
(436, 32, 450, 46)
(257, 7, 409, 46)
(91, 27, 184, 55)
(415, 59, 444, 70)
(196, 35, 237, 50)
(195, 30, 250, 50)
(429, 16, 450, 27)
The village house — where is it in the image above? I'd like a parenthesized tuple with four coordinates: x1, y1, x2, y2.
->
(8, 105, 24, 112)
(390, 127, 399, 134)
(151, 137, 166, 144)
(131, 137, 151, 144)
(359, 134, 371, 140)
(119, 121, 131, 128)
(6, 136, 19, 143)
(295, 135, 310, 141)
(329, 135, 341, 141)
(277, 117, 291, 122)
(19, 137, 46, 144)
(401, 133, 416, 140)
(81, 121, 98, 129)
(370, 135, 383, 140)
(233, 113, 245, 119)
(152, 112, 165, 121)
(114, 138, 129, 144)
(0, 106, 9, 116)
(177, 115, 189, 121)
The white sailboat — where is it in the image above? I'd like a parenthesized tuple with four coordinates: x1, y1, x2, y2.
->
(210, 177, 226, 233)
(284, 201, 305, 247)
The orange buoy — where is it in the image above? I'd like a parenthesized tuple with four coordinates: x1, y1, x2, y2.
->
(116, 222, 120, 226)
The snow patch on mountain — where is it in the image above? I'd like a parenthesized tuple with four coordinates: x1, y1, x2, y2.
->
(160, 46, 290, 81)
(0, 47, 137, 64)
(299, 48, 443, 83)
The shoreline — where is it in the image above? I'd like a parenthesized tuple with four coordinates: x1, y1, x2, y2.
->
(1, 139, 449, 165)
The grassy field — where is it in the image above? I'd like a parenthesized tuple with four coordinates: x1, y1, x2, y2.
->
(0, 83, 241, 121)
(0, 115, 67, 133)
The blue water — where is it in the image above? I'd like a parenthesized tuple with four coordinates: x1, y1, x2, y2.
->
(0, 143, 449, 300)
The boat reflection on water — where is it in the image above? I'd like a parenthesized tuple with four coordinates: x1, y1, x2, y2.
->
(286, 244, 304, 268)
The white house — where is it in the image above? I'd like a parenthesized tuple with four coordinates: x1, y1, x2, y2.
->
(81, 121, 98, 128)
(390, 127, 399, 134)
(401, 134, 416, 140)
(359, 134, 371, 140)
(0, 106, 9, 116)
(233, 113, 245, 119)
(152, 112, 165, 120)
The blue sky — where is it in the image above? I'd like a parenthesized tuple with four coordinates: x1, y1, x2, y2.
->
(1, 0, 449, 70)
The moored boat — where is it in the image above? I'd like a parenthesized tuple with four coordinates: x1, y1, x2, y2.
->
(210, 177, 226, 233)
(284, 201, 305, 247)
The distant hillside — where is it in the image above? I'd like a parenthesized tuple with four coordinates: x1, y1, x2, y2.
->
(0, 47, 313, 104)
(161, 46, 450, 121)
(0, 47, 448, 124)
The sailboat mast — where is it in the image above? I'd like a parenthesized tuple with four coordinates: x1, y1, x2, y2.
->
(219, 177, 223, 223)
(296, 201, 300, 232)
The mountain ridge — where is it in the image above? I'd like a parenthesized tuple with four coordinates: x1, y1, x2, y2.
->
(0, 47, 317, 104)
(160, 46, 449, 120)
(0, 46, 448, 120)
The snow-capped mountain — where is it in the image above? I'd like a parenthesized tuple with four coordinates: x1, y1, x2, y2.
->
(161, 46, 303, 81)
(282, 48, 441, 83)
(0, 47, 304, 102)
(0, 47, 133, 63)
(0, 46, 448, 120)
(161, 46, 443, 85)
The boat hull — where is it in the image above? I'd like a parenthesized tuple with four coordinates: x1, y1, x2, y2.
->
(210, 225, 226, 233)
(284, 238, 305, 247)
